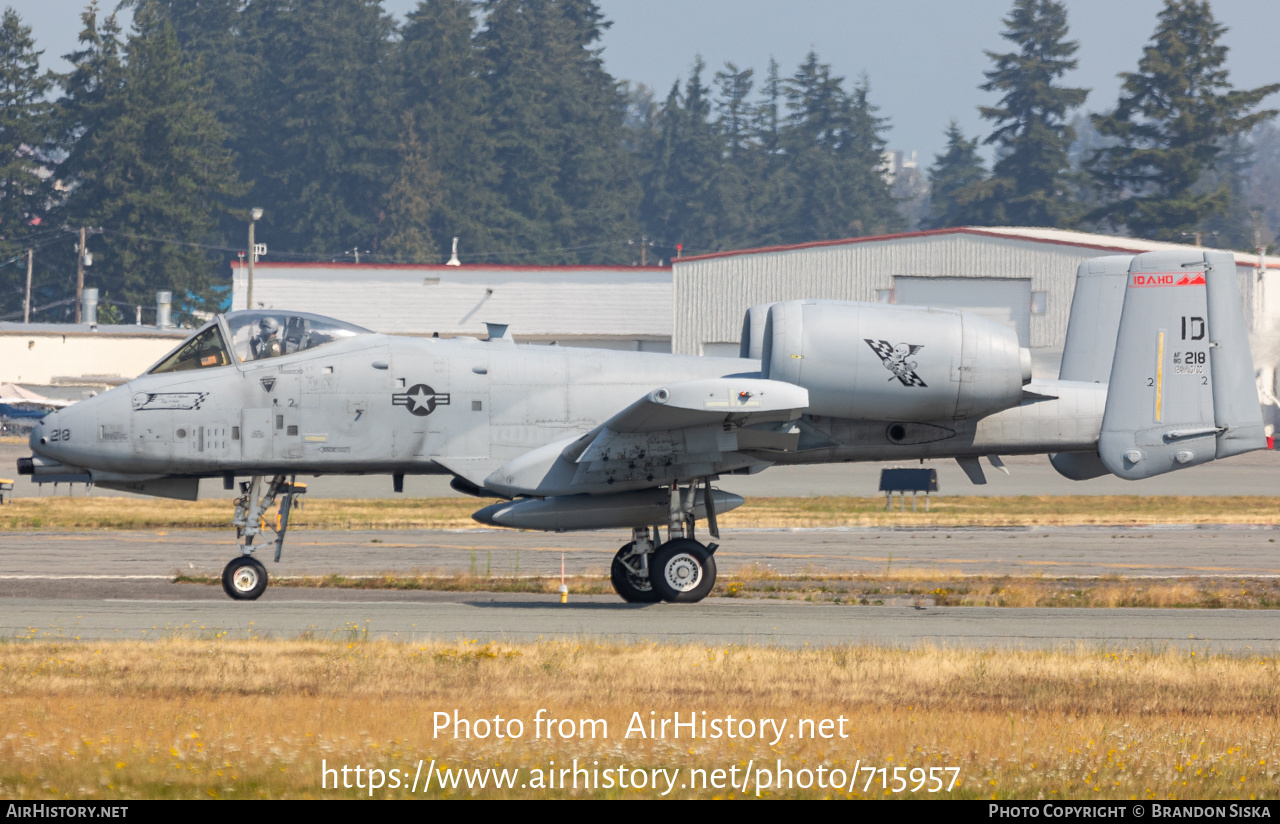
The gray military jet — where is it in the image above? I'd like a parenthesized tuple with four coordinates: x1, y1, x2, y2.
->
(18, 250, 1267, 602)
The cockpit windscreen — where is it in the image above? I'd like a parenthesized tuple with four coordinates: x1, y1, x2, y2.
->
(225, 311, 371, 363)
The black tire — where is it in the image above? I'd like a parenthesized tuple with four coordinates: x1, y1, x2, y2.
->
(611, 543, 663, 603)
(222, 556, 268, 600)
(650, 539, 716, 603)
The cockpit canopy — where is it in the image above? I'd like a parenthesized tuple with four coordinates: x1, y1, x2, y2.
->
(149, 310, 372, 375)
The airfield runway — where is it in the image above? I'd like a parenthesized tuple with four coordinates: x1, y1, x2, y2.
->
(2, 525, 1280, 651)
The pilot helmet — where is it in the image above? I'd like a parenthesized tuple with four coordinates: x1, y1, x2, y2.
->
(258, 317, 280, 337)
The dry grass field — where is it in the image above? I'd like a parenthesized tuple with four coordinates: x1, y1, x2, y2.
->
(6, 494, 1280, 531)
(0, 639, 1276, 799)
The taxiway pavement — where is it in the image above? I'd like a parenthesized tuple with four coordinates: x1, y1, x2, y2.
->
(2, 525, 1280, 651)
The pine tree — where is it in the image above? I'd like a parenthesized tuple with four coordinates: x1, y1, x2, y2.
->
(0, 8, 55, 320)
(478, 0, 637, 264)
(397, 0, 497, 262)
(712, 62, 755, 250)
(777, 54, 900, 242)
(0, 9, 54, 251)
(747, 57, 789, 247)
(381, 112, 439, 262)
(238, 0, 396, 257)
(61, 6, 243, 315)
(925, 121, 990, 228)
(1089, 0, 1279, 240)
(977, 0, 1087, 227)
(143, 0, 253, 249)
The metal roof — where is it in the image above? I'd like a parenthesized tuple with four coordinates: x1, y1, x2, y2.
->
(677, 226, 1280, 269)
(0, 323, 187, 337)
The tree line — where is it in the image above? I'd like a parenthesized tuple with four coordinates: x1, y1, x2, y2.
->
(0, 0, 1274, 323)
(924, 0, 1278, 249)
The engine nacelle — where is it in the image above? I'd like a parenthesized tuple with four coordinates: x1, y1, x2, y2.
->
(760, 300, 1030, 421)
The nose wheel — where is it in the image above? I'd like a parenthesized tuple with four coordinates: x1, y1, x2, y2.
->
(222, 556, 268, 600)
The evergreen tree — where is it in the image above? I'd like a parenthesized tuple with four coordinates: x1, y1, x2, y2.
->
(238, 0, 396, 257)
(977, 0, 1087, 226)
(0, 9, 54, 250)
(478, 0, 637, 264)
(640, 60, 722, 259)
(143, 0, 246, 133)
(61, 6, 243, 315)
(1089, 0, 1279, 240)
(0, 8, 56, 320)
(381, 112, 439, 262)
(925, 121, 989, 228)
(747, 57, 789, 247)
(142, 0, 254, 248)
(43, 4, 124, 321)
(715, 62, 754, 158)
(778, 54, 900, 242)
(712, 62, 756, 250)
(58, 3, 124, 154)
(397, 0, 496, 262)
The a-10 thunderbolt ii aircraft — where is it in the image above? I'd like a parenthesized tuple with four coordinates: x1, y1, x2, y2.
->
(17, 249, 1267, 602)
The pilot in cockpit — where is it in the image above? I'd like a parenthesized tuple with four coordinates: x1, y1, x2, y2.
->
(250, 317, 283, 360)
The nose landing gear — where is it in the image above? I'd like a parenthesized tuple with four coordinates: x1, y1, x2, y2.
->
(221, 474, 306, 600)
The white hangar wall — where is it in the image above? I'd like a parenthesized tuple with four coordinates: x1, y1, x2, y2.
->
(672, 227, 1278, 358)
(231, 262, 674, 351)
(0, 324, 187, 386)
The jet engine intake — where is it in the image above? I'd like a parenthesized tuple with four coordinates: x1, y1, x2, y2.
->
(760, 300, 1029, 421)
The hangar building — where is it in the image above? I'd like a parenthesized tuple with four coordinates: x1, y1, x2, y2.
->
(671, 227, 1280, 379)
(230, 261, 673, 352)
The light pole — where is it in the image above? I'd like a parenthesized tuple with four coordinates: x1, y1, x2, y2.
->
(247, 208, 263, 310)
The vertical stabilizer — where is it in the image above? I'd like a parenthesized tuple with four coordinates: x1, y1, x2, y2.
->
(1059, 256, 1131, 383)
(1098, 251, 1265, 480)
(1203, 250, 1267, 458)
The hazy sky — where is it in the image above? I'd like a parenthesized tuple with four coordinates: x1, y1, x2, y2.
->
(5, 0, 1279, 164)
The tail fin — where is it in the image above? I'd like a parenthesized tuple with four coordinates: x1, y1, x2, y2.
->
(1059, 255, 1131, 383)
(1098, 250, 1265, 480)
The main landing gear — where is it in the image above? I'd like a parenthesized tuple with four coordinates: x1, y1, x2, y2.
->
(609, 480, 720, 604)
(221, 474, 306, 600)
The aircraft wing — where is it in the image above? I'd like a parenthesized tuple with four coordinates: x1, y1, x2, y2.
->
(484, 378, 809, 497)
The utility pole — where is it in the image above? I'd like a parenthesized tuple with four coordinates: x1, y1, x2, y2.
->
(23, 248, 31, 323)
(75, 227, 86, 323)
(247, 208, 263, 310)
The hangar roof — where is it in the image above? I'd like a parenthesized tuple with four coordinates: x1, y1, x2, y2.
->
(678, 226, 1280, 269)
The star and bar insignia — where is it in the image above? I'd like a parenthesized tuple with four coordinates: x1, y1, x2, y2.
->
(392, 383, 451, 417)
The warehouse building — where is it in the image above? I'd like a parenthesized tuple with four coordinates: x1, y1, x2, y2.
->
(671, 227, 1280, 379)
(230, 261, 673, 352)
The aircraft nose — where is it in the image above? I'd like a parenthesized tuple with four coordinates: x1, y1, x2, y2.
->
(27, 419, 45, 454)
